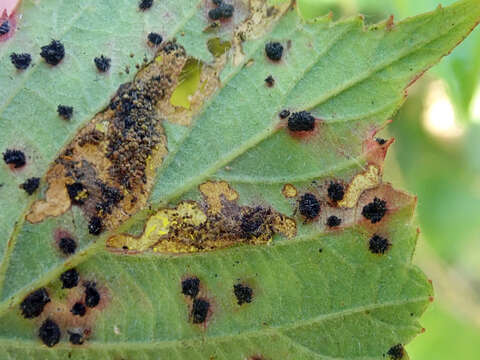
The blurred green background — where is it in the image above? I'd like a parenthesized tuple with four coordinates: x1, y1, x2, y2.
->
(298, 0, 480, 358)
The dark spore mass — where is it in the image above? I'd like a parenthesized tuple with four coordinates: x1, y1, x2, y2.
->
(376, 137, 387, 145)
(10, 53, 32, 70)
(21, 177, 40, 195)
(38, 319, 61, 347)
(362, 197, 387, 223)
(69, 332, 84, 345)
(0, 21, 10, 35)
(57, 105, 73, 120)
(387, 344, 405, 360)
(265, 41, 283, 61)
(327, 182, 345, 202)
(208, 7, 222, 20)
(88, 216, 103, 235)
(299, 193, 320, 219)
(59, 237, 77, 255)
(369, 234, 390, 254)
(326, 215, 341, 227)
(139, 0, 154, 10)
(288, 111, 315, 132)
(40, 40, 65, 66)
(71, 302, 86, 317)
(279, 109, 290, 119)
(233, 283, 253, 305)
(147, 32, 163, 45)
(94, 55, 111, 72)
(60, 268, 79, 289)
(219, 3, 234, 18)
(66, 182, 86, 204)
(84, 282, 101, 308)
(191, 298, 210, 324)
(182, 277, 200, 298)
(240, 207, 270, 238)
(264, 75, 275, 87)
(20, 288, 51, 319)
(3, 149, 26, 168)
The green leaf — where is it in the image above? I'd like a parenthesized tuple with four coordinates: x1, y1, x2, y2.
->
(0, 0, 478, 358)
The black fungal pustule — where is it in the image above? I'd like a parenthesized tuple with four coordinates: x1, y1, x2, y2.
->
(362, 197, 387, 223)
(376, 138, 387, 145)
(3, 149, 26, 168)
(265, 42, 284, 61)
(20, 288, 50, 318)
(279, 109, 290, 119)
(191, 298, 210, 324)
(147, 32, 163, 46)
(299, 193, 320, 220)
(327, 182, 345, 202)
(39, 319, 61, 347)
(139, 0, 154, 10)
(0, 21, 10, 35)
(94, 55, 111, 72)
(288, 111, 315, 132)
(40, 40, 65, 66)
(57, 105, 73, 120)
(233, 283, 253, 305)
(369, 234, 390, 254)
(326, 215, 341, 227)
(71, 302, 87, 317)
(69, 332, 84, 345)
(66, 182, 87, 204)
(60, 268, 79, 289)
(84, 282, 100, 307)
(182, 277, 200, 298)
(208, 1, 234, 20)
(387, 344, 405, 359)
(10, 53, 32, 70)
(59, 236, 77, 255)
(240, 207, 272, 238)
(88, 216, 103, 235)
(20, 177, 40, 195)
(264, 75, 275, 87)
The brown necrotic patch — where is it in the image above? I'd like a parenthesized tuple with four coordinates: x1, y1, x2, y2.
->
(26, 42, 189, 231)
(107, 181, 296, 253)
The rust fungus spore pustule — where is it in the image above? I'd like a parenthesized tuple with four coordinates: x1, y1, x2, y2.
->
(58, 236, 77, 255)
(10, 53, 31, 70)
(40, 40, 65, 66)
(20, 177, 40, 195)
(369, 234, 390, 254)
(182, 277, 200, 298)
(265, 41, 283, 61)
(38, 319, 61, 347)
(71, 302, 86, 317)
(326, 215, 341, 227)
(233, 283, 253, 305)
(327, 182, 345, 202)
(3, 149, 26, 168)
(57, 105, 73, 120)
(191, 298, 210, 324)
(60, 268, 79, 289)
(288, 111, 315, 132)
(387, 344, 405, 359)
(20, 288, 50, 319)
(362, 197, 387, 223)
(299, 193, 320, 220)
(94, 55, 111, 72)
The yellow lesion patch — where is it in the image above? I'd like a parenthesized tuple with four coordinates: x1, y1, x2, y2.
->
(107, 182, 296, 254)
(282, 184, 297, 198)
(338, 165, 381, 208)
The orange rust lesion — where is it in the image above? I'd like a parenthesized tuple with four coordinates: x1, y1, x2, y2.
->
(107, 181, 296, 254)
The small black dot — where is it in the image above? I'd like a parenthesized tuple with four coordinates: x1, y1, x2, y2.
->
(288, 111, 315, 132)
(219, 3, 234, 18)
(362, 197, 387, 223)
(94, 55, 111, 72)
(233, 283, 253, 305)
(279, 109, 290, 119)
(57, 105, 73, 120)
(265, 42, 283, 61)
(138, 0, 154, 10)
(299, 193, 320, 219)
(264, 75, 275, 87)
(59, 237, 77, 255)
(326, 215, 341, 227)
(375, 138, 387, 145)
(0, 20, 10, 35)
(3, 149, 26, 168)
(387, 344, 405, 359)
(71, 302, 86, 317)
(181, 277, 200, 298)
(20, 177, 40, 195)
(369, 234, 390, 254)
(88, 216, 103, 235)
(60, 269, 79, 289)
(191, 298, 210, 324)
(327, 182, 345, 202)
(208, 7, 223, 20)
(20, 288, 50, 319)
(66, 182, 87, 204)
(69, 332, 84, 345)
(84, 282, 100, 307)
(40, 40, 65, 66)
(147, 32, 163, 46)
(38, 319, 61, 347)
(10, 53, 32, 70)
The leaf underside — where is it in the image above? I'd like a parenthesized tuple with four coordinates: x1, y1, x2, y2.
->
(0, 0, 479, 358)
